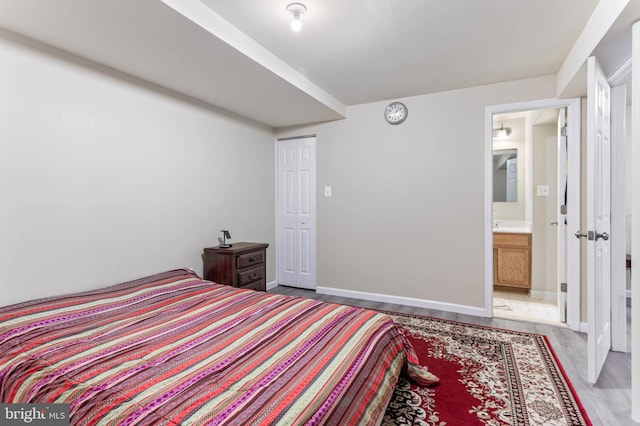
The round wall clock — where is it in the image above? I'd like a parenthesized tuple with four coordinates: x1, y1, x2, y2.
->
(384, 102, 408, 125)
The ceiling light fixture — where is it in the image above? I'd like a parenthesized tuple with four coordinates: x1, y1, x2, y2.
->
(286, 2, 307, 32)
(493, 123, 512, 139)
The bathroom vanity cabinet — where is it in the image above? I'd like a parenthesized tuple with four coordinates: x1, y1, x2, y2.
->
(493, 232, 531, 289)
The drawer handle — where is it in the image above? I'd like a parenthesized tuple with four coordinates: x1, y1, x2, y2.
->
(248, 273, 258, 280)
(248, 257, 256, 263)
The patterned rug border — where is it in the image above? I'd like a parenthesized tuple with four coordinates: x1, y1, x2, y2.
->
(539, 332, 592, 425)
(378, 309, 593, 425)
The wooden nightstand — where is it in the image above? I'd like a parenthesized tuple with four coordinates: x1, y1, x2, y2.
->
(203, 242, 269, 292)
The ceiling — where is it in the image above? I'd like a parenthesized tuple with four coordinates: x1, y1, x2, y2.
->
(201, 0, 598, 105)
(0, 0, 634, 128)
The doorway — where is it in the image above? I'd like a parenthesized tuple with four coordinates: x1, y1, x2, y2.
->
(491, 109, 563, 325)
(485, 98, 582, 331)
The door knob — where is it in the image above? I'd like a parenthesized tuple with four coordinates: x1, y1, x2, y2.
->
(550, 220, 558, 226)
(575, 230, 606, 241)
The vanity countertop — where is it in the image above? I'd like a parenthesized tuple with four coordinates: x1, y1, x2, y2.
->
(493, 228, 531, 234)
(492, 221, 531, 234)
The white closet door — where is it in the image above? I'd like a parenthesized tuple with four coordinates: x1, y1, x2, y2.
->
(277, 137, 316, 289)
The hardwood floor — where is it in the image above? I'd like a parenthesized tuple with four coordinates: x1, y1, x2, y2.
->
(270, 286, 635, 426)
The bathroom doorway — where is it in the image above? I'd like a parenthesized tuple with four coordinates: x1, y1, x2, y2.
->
(485, 98, 581, 330)
(491, 109, 564, 325)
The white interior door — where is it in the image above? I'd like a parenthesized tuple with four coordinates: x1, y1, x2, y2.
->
(557, 108, 567, 323)
(277, 137, 317, 289)
(586, 56, 612, 384)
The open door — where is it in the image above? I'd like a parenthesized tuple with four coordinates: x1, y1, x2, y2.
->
(583, 56, 612, 384)
(557, 108, 568, 323)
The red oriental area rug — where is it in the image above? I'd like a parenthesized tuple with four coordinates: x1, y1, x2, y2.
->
(382, 313, 591, 426)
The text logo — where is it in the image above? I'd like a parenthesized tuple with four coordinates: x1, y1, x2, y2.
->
(0, 404, 69, 425)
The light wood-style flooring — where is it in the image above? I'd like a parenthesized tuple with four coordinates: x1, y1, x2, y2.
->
(270, 286, 635, 426)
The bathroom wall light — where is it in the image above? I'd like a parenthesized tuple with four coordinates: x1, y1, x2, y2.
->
(287, 3, 307, 32)
(493, 124, 512, 139)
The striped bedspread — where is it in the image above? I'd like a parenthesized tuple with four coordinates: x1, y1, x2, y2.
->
(0, 269, 411, 425)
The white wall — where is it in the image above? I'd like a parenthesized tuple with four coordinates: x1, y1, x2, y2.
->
(0, 32, 276, 306)
(277, 75, 557, 310)
(531, 125, 558, 296)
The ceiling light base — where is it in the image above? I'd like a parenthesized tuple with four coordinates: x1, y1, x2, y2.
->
(286, 3, 307, 15)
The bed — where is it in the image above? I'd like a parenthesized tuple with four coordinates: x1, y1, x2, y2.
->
(0, 269, 434, 425)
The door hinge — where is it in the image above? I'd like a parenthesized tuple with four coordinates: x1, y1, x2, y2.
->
(561, 125, 568, 137)
(560, 205, 567, 215)
(560, 282, 568, 293)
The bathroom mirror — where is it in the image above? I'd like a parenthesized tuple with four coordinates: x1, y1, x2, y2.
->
(493, 148, 517, 202)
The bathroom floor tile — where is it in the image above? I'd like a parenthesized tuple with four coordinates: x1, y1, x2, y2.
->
(493, 289, 563, 325)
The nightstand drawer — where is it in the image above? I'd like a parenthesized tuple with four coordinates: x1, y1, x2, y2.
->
(237, 251, 264, 268)
(238, 266, 263, 286)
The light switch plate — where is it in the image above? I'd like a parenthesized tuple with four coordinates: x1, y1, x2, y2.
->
(324, 186, 332, 197)
(536, 185, 549, 196)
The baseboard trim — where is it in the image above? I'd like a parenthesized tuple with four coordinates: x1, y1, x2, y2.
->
(266, 280, 278, 291)
(316, 286, 486, 318)
(529, 290, 557, 301)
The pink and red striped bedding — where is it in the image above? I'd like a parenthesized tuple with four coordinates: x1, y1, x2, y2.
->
(0, 269, 417, 425)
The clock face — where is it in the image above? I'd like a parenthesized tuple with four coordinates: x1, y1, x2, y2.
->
(384, 102, 407, 125)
